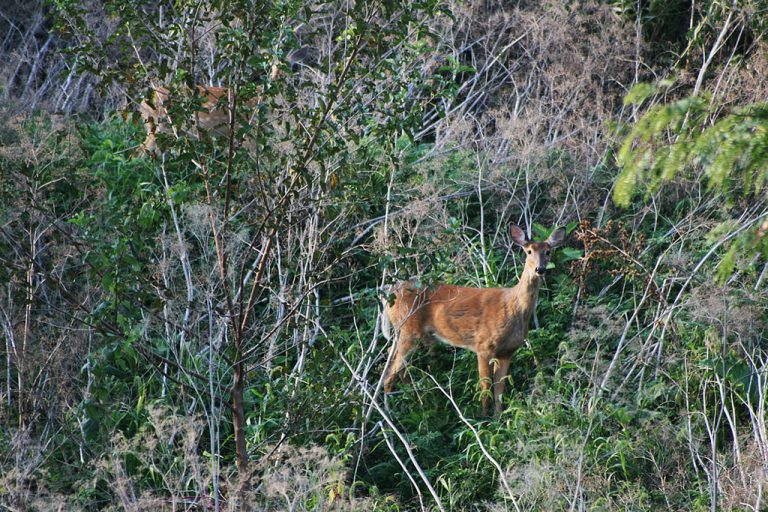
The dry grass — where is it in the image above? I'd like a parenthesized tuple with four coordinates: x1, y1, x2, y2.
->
(719, 439, 768, 511)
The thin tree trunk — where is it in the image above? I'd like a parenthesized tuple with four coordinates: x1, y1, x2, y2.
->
(19, 227, 37, 429)
(232, 347, 248, 475)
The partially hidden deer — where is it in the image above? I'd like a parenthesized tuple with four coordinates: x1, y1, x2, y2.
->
(138, 48, 312, 154)
(138, 84, 236, 154)
(381, 225, 567, 416)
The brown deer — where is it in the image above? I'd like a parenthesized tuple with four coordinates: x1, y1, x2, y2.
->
(138, 85, 235, 154)
(381, 225, 567, 416)
(138, 48, 312, 154)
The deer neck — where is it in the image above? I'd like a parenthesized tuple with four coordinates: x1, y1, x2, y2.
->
(508, 267, 543, 316)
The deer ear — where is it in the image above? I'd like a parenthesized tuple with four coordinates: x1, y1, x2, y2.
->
(546, 227, 567, 248)
(510, 225, 528, 247)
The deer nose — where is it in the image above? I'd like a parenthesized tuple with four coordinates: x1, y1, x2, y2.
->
(535, 266, 547, 275)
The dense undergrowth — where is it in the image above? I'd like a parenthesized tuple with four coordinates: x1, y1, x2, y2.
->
(2, 110, 766, 511)
(1, 0, 767, 511)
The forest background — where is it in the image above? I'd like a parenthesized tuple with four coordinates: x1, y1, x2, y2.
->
(1, 0, 767, 510)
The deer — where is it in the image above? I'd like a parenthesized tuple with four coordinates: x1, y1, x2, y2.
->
(381, 225, 567, 416)
(138, 84, 235, 154)
(138, 48, 312, 154)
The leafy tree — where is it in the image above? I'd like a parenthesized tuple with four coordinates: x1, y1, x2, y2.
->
(50, 0, 451, 495)
(615, 83, 768, 280)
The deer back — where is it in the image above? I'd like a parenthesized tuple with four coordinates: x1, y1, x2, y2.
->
(387, 281, 537, 358)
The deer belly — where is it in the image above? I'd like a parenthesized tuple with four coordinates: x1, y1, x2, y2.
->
(426, 327, 476, 351)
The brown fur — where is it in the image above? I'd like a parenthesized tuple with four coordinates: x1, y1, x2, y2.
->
(138, 85, 237, 154)
(138, 49, 313, 154)
(382, 225, 566, 416)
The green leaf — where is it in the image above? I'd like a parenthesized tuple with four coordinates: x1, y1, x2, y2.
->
(560, 247, 582, 261)
(624, 82, 658, 106)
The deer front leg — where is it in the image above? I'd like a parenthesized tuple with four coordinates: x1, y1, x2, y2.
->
(477, 354, 493, 416)
(383, 334, 414, 393)
(493, 357, 511, 415)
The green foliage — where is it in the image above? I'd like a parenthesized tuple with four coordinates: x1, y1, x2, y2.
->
(3, 106, 761, 512)
(616, 87, 768, 206)
(4, 1, 768, 510)
(615, 85, 768, 281)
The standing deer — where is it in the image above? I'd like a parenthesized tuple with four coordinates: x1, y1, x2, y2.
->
(381, 225, 567, 416)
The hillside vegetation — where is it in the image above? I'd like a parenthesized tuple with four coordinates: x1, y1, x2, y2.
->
(1, 0, 767, 510)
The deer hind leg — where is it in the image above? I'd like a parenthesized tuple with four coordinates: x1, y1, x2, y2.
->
(383, 331, 415, 393)
(477, 354, 493, 417)
(492, 357, 511, 415)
